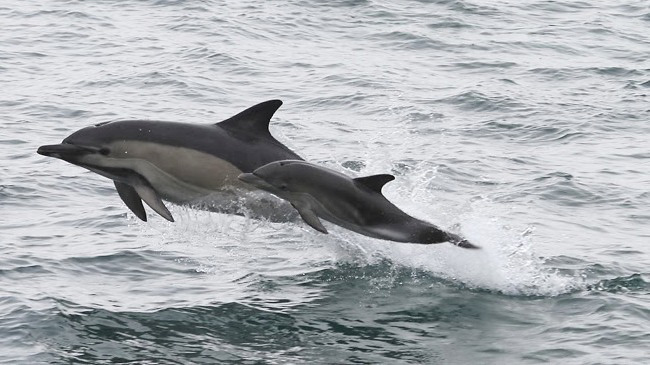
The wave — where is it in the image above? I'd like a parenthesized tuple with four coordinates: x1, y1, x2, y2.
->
(135, 202, 581, 298)
(436, 91, 527, 113)
(587, 273, 649, 293)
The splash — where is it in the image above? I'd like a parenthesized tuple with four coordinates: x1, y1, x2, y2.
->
(134, 194, 583, 298)
(587, 273, 649, 293)
(324, 196, 583, 297)
(131, 205, 335, 311)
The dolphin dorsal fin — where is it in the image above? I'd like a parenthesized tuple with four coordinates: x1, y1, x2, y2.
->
(354, 174, 395, 193)
(217, 100, 283, 136)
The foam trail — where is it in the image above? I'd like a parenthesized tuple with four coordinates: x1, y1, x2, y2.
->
(327, 199, 582, 296)
(132, 196, 580, 297)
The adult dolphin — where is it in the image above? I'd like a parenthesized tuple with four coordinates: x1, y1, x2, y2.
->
(239, 160, 478, 249)
(37, 100, 302, 222)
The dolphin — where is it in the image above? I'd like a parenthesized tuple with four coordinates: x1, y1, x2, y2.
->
(37, 100, 302, 222)
(238, 160, 478, 249)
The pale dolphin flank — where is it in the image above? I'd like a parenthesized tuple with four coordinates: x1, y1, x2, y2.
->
(37, 100, 302, 222)
(238, 160, 479, 249)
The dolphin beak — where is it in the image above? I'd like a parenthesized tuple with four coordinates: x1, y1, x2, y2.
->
(238, 172, 277, 192)
(37, 143, 96, 159)
(238, 172, 262, 185)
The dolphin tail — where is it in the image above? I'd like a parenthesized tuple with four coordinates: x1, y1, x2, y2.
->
(419, 225, 479, 249)
(444, 232, 480, 249)
(451, 238, 480, 249)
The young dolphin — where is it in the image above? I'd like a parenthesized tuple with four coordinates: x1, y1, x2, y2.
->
(37, 100, 302, 222)
(238, 160, 478, 249)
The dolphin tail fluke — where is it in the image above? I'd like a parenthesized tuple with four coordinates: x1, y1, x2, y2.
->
(420, 226, 480, 249)
(114, 181, 147, 221)
(445, 232, 480, 249)
(452, 238, 480, 249)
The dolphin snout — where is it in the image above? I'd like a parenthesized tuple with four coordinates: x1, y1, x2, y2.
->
(237, 172, 266, 186)
(238, 172, 260, 185)
(38, 144, 80, 157)
(238, 172, 278, 193)
(37, 143, 104, 161)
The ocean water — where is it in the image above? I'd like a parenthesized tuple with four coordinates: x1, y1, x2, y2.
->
(1, 0, 649, 363)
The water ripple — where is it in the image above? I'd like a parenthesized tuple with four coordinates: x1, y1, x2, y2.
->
(1, 0, 649, 363)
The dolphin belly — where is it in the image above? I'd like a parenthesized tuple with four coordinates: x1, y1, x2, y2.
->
(79, 140, 252, 203)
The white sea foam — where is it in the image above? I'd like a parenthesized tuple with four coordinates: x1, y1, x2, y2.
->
(140, 198, 580, 298)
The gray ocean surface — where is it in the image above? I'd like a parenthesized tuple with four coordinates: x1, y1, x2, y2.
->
(1, 0, 649, 363)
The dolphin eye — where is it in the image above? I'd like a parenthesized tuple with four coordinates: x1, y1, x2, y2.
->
(279, 184, 288, 191)
(99, 148, 110, 155)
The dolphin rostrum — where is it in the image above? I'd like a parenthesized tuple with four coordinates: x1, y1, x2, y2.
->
(37, 100, 302, 222)
(238, 160, 478, 249)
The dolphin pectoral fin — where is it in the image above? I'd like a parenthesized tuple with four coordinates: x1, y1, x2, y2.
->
(299, 210, 328, 234)
(292, 203, 328, 234)
(114, 181, 147, 222)
(131, 182, 175, 222)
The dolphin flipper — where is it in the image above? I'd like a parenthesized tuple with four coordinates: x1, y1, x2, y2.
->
(130, 179, 175, 222)
(114, 181, 147, 221)
(292, 201, 327, 234)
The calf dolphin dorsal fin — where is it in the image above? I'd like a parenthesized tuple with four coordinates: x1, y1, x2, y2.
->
(217, 100, 283, 136)
(354, 174, 395, 193)
(114, 181, 147, 221)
